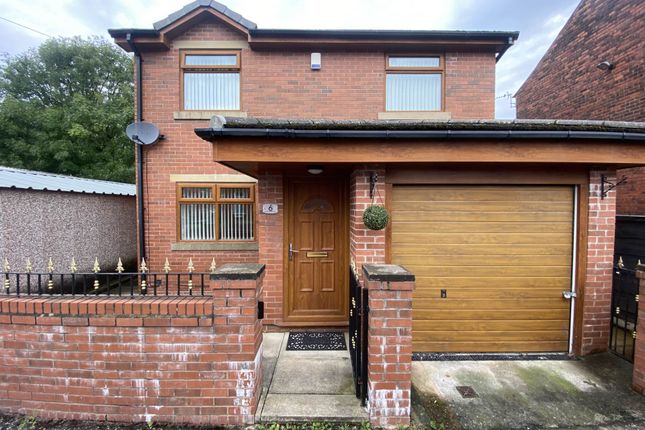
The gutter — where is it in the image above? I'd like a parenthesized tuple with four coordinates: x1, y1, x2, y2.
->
(126, 33, 146, 263)
(195, 128, 645, 141)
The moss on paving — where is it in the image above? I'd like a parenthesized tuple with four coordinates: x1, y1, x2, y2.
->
(411, 386, 463, 430)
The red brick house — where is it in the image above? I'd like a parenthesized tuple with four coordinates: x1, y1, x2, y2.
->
(515, 0, 645, 217)
(107, 0, 645, 358)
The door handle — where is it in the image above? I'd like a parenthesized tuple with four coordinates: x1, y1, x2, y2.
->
(563, 291, 577, 300)
(289, 243, 299, 261)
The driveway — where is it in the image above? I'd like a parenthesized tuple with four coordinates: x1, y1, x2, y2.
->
(412, 353, 645, 430)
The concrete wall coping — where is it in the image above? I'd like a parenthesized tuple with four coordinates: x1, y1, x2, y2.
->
(362, 264, 415, 282)
(210, 263, 266, 280)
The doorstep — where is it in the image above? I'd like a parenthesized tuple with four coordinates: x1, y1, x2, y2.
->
(257, 332, 368, 423)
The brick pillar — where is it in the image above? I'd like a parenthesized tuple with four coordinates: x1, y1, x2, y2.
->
(257, 170, 284, 326)
(363, 264, 415, 428)
(633, 267, 645, 395)
(581, 169, 617, 355)
(210, 263, 265, 425)
(350, 166, 387, 273)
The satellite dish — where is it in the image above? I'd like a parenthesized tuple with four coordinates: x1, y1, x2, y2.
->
(126, 122, 160, 146)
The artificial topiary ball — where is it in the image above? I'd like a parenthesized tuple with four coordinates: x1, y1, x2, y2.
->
(363, 205, 390, 230)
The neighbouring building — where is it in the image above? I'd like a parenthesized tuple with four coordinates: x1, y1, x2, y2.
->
(0, 166, 137, 274)
(515, 0, 645, 220)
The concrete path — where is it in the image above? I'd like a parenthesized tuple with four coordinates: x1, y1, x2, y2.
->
(257, 332, 368, 423)
(412, 353, 645, 430)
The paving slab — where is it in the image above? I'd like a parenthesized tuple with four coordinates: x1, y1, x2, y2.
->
(258, 331, 366, 423)
(262, 332, 285, 390)
(412, 353, 645, 430)
(270, 355, 354, 394)
(261, 394, 368, 423)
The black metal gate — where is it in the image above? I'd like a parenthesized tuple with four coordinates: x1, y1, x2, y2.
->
(349, 265, 368, 406)
(609, 265, 639, 362)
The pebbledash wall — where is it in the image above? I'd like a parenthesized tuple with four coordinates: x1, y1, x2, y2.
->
(137, 15, 497, 276)
(0, 188, 137, 273)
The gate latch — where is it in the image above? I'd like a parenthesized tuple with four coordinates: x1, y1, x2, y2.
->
(562, 291, 577, 300)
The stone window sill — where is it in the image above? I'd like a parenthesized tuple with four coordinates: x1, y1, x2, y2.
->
(171, 242, 259, 251)
(173, 111, 248, 120)
(378, 111, 452, 120)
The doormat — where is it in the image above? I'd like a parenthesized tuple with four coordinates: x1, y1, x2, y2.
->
(286, 331, 347, 351)
(413, 352, 574, 361)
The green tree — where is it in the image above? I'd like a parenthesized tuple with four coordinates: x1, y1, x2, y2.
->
(0, 36, 134, 183)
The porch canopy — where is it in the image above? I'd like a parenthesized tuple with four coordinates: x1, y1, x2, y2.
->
(195, 117, 645, 177)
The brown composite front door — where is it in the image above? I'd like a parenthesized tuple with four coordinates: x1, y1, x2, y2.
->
(285, 178, 348, 325)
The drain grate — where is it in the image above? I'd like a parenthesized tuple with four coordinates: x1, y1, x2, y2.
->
(456, 385, 479, 398)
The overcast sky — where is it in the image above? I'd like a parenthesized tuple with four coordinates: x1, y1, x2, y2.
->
(0, 0, 580, 118)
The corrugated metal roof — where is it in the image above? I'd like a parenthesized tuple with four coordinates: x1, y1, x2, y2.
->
(0, 166, 135, 196)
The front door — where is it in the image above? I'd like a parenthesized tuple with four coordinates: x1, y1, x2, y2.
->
(285, 177, 348, 325)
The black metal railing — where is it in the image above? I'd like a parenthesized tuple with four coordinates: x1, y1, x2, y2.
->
(2, 271, 211, 297)
(609, 265, 639, 362)
(349, 264, 369, 406)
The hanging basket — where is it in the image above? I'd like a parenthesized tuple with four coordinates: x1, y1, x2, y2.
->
(363, 205, 390, 230)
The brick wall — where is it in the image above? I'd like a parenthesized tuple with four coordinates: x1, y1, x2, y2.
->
(516, 0, 645, 122)
(580, 169, 617, 355)
(257, 171, 284, 326)
(616, 167, 645, 216)
(515, 0, 645, 216)
(350, 167, 387, 274)
(0, 266, 264, 425)
(363, 265, 415, 428)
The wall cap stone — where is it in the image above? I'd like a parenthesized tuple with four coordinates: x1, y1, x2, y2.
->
(210, 263, 266, 280)
(363, 264, 414, 282)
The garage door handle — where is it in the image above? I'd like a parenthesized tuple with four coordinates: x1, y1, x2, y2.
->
(562, 291, 577, 300)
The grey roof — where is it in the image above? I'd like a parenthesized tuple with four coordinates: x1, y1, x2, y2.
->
(0, 166, 135, 196)
(195, 116, 645, 141)
(153, 0, 257, 31)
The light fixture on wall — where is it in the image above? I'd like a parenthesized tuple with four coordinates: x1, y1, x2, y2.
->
(307, 165, 324, 175)
(596, 61, 615, 71)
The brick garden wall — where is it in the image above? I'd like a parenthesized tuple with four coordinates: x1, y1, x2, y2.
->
(0, 266, 264, 425)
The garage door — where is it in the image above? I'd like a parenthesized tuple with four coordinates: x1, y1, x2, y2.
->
(392, 185, 574, 353)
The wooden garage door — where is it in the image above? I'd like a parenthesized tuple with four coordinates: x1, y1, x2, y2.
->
(391, 185, 574, 353)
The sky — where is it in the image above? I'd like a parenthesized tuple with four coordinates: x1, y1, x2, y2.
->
(0, 0, 580, 118)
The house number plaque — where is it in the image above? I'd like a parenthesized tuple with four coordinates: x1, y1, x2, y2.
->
(262, 203, 279, 214)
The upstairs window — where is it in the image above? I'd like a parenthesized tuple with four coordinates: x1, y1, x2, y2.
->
(385, 55, 443, 111)
(181, 50, 240, 111)
(178, 184, 254, 242)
